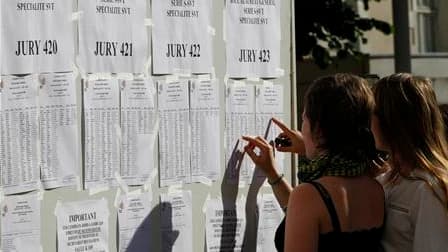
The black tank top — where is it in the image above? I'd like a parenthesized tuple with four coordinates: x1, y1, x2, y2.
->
(274, 181, 383, 252)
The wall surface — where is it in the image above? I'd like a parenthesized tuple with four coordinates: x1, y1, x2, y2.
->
(33, 1, 294, 251)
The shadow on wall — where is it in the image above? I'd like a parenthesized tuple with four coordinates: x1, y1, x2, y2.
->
(125, 137, 272, 252)
(219, 138, 269, 252)
(125, 202, 179, 252)
(219, 139, 244, 251)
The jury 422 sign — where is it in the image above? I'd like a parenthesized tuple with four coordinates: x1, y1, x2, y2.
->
(165, 43, 201, 58)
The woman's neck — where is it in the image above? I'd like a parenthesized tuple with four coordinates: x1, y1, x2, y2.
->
(392, 156, 414, 176)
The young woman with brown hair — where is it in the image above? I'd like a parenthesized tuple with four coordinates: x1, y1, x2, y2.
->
(372, 73, 448, 251)
(243, 73, 385, 251)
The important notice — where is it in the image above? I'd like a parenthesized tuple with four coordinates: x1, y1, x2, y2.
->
(69, 212, 97, 223)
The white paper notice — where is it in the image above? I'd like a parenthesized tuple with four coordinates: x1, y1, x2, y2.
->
(84, 79, 120, 189)
(255, 83, 283, 136)
(256, 194, 283, 252)
(255, 83, 284, 175)
(0, 75, 40, 195)
(39, 72, 79, 189)
(160, 191, 193, 252)
(158, 80, 191, 187)
(78, 0, 148, 73)
(121, 79, 157, 186)
(1, 0, 74, 74)
(117, 192, 152, 252)
(225, 82, 255, 184)
(190, 79, 220, 182)
(225, 0, 281, 78)
(55, 199, 110, 252)
(1, 193, 41, 252)
(152, 0, 213, 74)
(205, 198, 246, 252)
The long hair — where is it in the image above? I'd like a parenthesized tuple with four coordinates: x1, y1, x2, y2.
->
(374, 73, 448, 208)
(304, 73, 380, 173)
(440, 104, 448, 141)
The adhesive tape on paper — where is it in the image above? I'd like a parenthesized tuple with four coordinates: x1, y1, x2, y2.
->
(247, 77, 260, 82)
(276, 68, 285, 77)
(233, 80, 246, 87)
(167, 184, 183, 194)
(207, 26, 216, 36)
(197, 176, 213, 187)
(114, 172, 129, 194)
(166, 75, 179, 83)
(263, 80, 274, 87)
(71, 11, 83, 21)
(88, 186, 109, 196)
(144, 18, 153, 26)
(114, 188, 122, 208)
(117, 73, 133, 80)
(202, 194, 211, 213)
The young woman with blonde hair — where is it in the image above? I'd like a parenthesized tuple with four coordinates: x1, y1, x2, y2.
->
(440, 104, 448, 141)
(372, 73, 448, 251)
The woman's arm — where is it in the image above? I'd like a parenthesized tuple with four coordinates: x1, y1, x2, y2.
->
(242, 135, 292, 207)
(266, 167, 293, 208)
(242, 117, 305, 207)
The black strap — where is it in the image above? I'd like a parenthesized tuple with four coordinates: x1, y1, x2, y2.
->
(308, 181, 341, 232)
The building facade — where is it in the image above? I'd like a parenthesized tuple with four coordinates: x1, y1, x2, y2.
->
(359, 0, 448, 103)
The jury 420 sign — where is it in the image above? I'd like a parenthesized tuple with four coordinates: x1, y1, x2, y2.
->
(1, 0, 74, 74)
(15, 39, 59, 56)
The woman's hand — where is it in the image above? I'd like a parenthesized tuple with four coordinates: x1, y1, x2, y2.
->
(272, 117, 306, 155)
(242, 135, 280, 181)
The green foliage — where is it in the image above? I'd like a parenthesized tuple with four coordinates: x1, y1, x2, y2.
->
(295, 0, 392, 68)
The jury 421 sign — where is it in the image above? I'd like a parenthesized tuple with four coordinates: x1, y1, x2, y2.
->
(78, 0, 148, 73)
(93, 41, 133, 57)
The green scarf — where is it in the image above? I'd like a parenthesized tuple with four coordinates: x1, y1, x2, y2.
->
(297, 154, 368, 183)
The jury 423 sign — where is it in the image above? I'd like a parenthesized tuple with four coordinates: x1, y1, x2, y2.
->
(15, 40, 58, 56)
(94, 41, 133, 57)
(238, 48, 270, 63)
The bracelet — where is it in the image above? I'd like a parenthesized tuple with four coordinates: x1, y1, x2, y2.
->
(268, 173, 284, 186)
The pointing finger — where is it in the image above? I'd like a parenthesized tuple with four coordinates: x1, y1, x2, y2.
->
(272, 117, 293, 134)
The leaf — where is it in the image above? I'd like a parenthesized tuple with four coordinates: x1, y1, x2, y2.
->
(295, 0, 392, 69)
(372, 20, 393, 34)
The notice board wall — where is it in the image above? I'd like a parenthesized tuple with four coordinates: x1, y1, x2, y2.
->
(1, 0, 295, 251)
